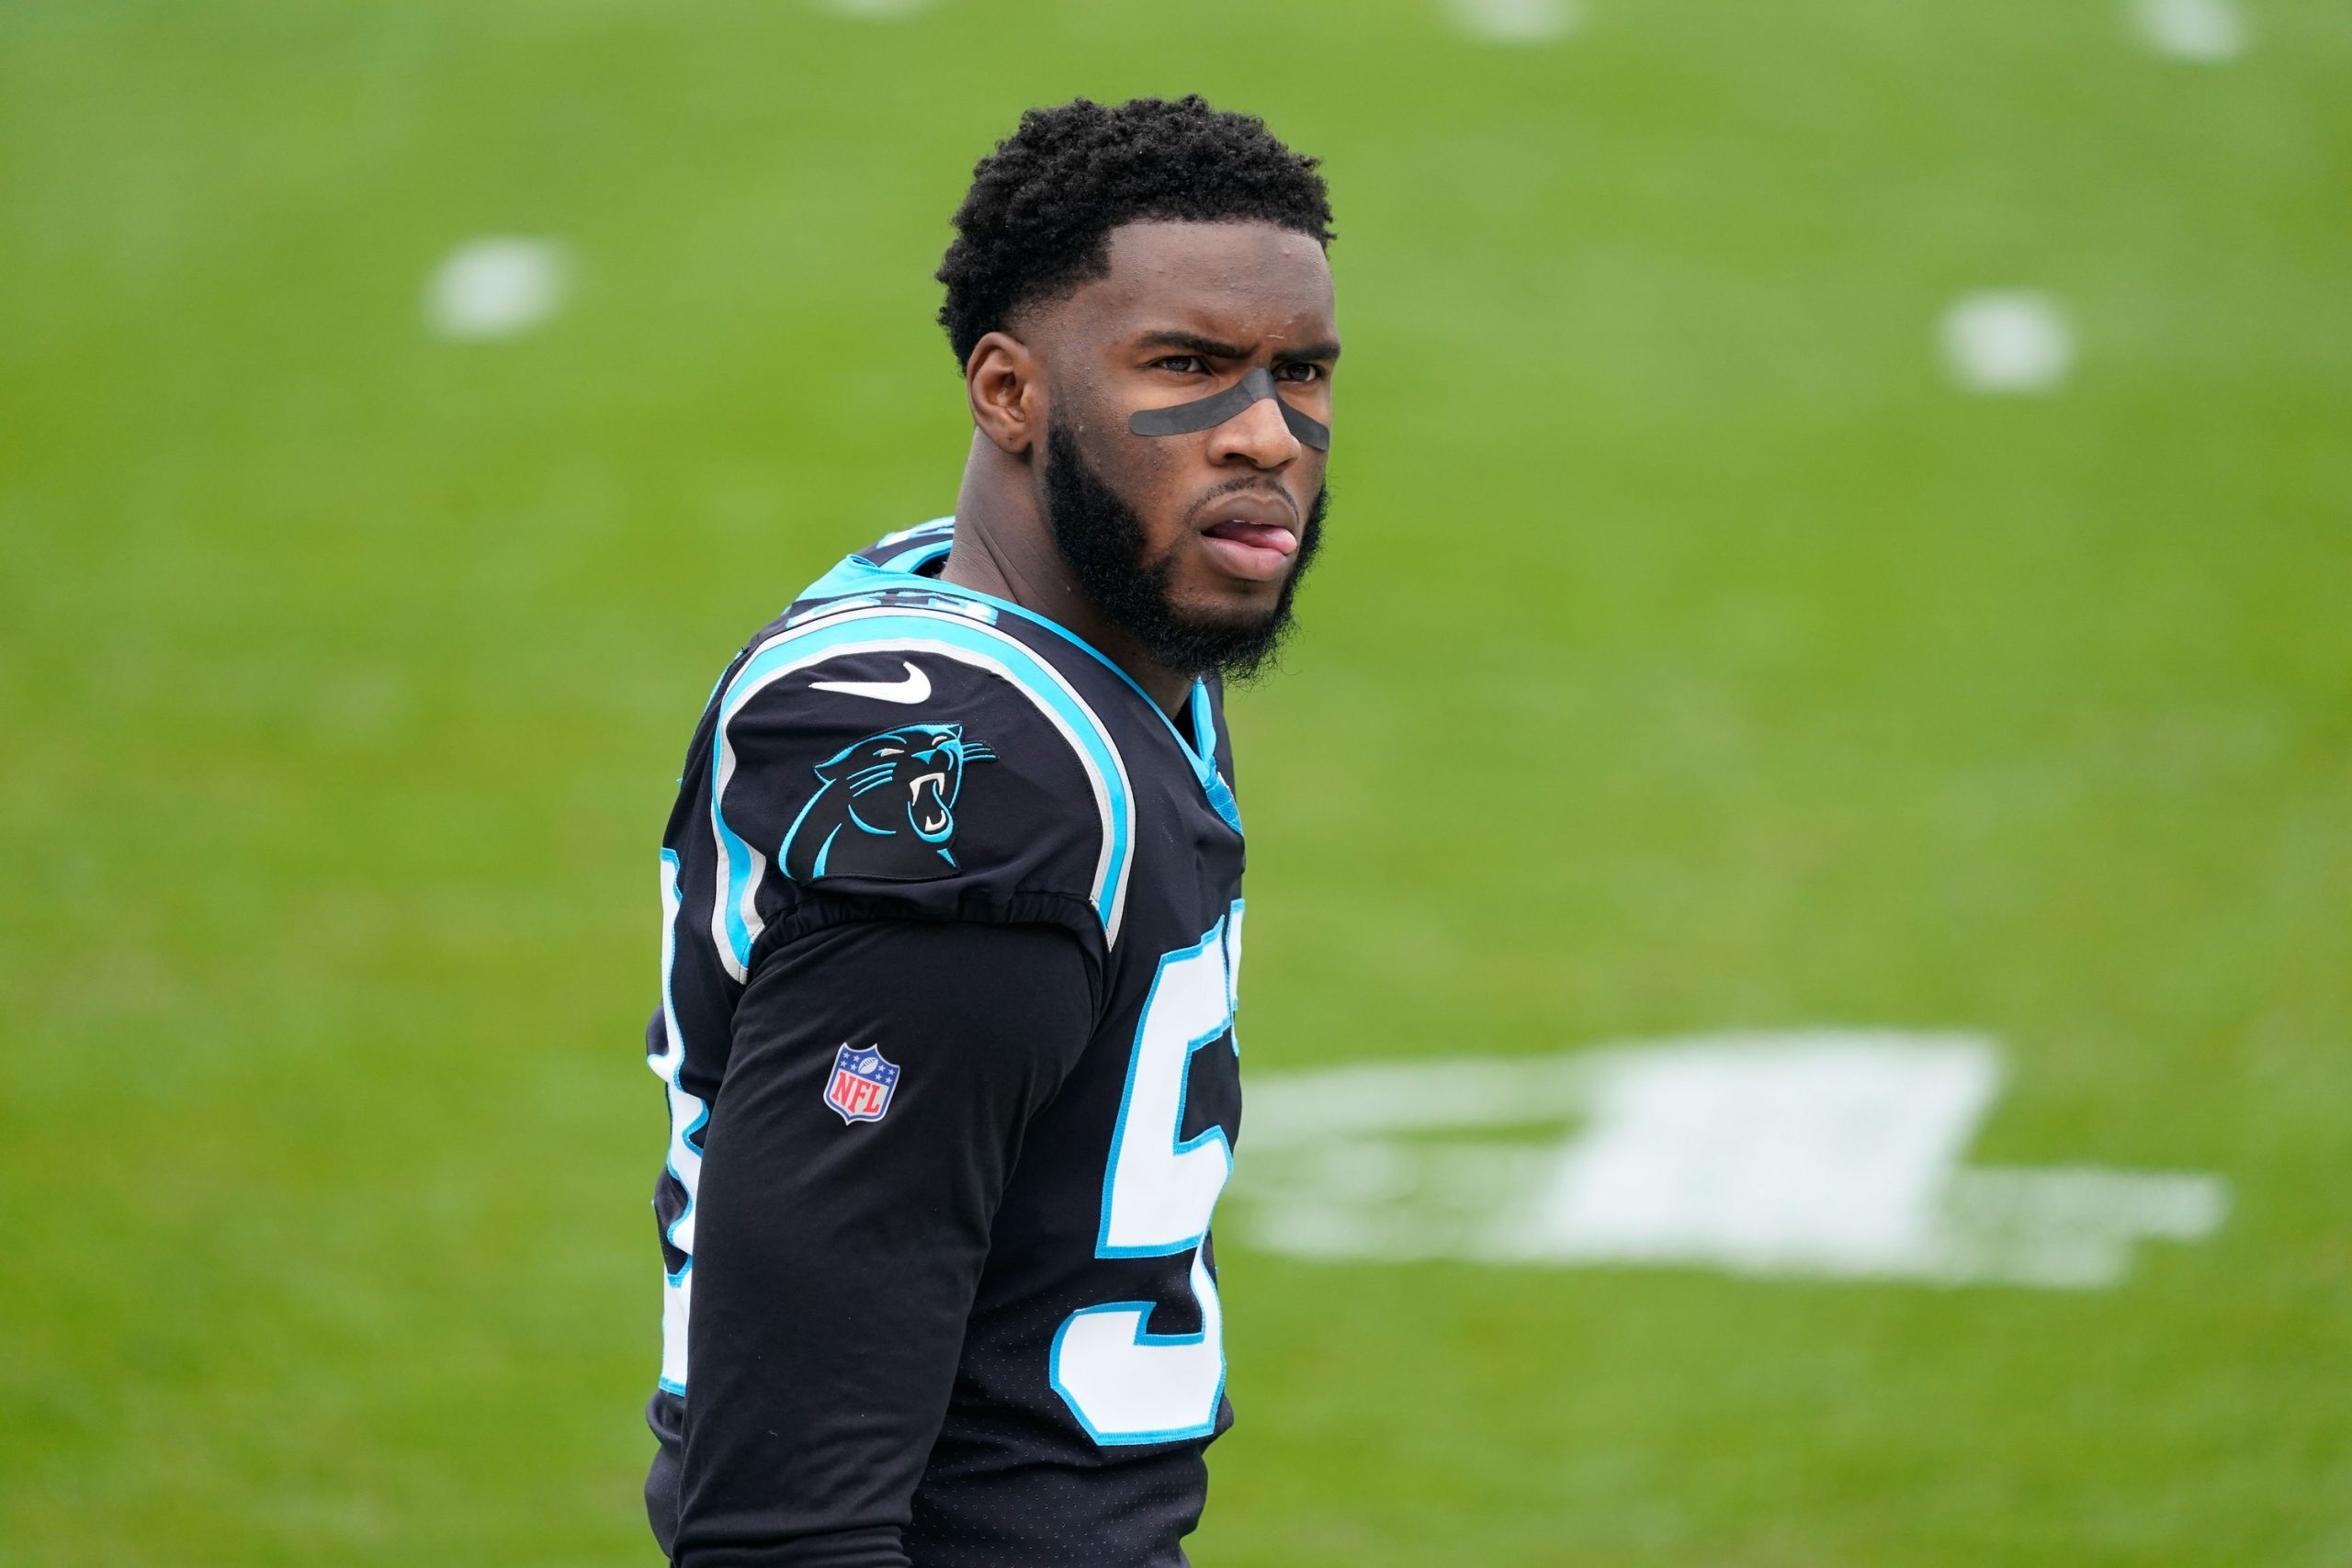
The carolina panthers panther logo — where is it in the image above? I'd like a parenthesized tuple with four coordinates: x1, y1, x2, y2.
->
(781, 724, 997, 883)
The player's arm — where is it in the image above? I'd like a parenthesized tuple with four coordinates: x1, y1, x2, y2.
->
(669, 915, 1098, 1568)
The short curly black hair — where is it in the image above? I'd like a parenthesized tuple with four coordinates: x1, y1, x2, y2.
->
(936, 96, 1334, 369)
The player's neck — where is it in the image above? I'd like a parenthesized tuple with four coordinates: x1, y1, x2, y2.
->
(942, 455, 1194, 721)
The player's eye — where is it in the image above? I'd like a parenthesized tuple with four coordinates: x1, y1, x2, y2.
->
(1277, 362, 1325, 384)
(1152, 355, 1209, 375)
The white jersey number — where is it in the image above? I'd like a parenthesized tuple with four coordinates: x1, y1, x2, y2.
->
(1050, 910, 1241, 1445)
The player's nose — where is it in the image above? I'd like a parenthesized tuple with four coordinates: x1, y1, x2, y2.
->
(1205, 387, 1301, 469)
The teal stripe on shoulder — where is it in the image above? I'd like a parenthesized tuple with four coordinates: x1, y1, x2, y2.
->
(709, 606, 1136, 950)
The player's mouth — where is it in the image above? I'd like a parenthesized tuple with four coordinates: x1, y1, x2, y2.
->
(1197, 496, 1300, 583)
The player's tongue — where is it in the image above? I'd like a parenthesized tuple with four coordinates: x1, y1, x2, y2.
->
(1202, 520, 1296, 581)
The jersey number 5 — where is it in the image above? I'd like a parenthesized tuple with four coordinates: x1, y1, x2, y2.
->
(1050, 908, 1243, 1445)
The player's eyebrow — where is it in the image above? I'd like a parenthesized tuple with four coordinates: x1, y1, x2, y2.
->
(1135, 329, 1341, 365)
(1135, 330, 1252, 360)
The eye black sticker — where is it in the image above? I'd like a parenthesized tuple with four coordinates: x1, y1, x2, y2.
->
(1128, 365, 1331, 451)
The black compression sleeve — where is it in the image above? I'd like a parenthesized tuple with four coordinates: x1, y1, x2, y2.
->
(670, 919, 1099, 1568)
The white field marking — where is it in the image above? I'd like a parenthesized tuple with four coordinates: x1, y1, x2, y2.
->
(1227, 1032, 2229, 1289)
(1939, 291, 2074, 395)
(1444, 0, 1584, 44)
(2131, 0, 2249, 62)
(424, 238, 570, 341)
(816, 0, 935, 17)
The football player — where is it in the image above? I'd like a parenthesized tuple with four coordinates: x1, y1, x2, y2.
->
(643, 95, 1337, 1567)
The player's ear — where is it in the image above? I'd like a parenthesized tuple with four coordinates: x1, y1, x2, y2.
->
(965, 330, 1042, 457)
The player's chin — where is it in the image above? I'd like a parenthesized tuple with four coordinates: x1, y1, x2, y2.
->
(1173, 568, 1289, 632)
(1167, 586, 1288, 650)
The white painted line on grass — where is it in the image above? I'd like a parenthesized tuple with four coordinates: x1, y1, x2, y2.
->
(424, 238, 570, 342)
(1229, 1031, 2228, 1289)
(1444, 0, 1584, 44)
(2131, 0, 2249, 62)
(1939, 290, 2074, 395)
(816, 0, 936, 17)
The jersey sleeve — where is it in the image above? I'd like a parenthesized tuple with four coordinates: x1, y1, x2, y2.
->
(697, 625, 1134, 976)
(666, 917, 1099, 1568)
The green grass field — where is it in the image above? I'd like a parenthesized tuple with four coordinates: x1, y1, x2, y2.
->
(5, 2, 2348, 1562)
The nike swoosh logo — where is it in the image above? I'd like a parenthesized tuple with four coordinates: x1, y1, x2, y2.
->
(808, 661, 932, 705)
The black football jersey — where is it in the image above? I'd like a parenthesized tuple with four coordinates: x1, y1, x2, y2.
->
(643, 518, 1249, 1567)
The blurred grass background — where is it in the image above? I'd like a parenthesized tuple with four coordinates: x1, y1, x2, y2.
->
(3, 1, 2347, 1562)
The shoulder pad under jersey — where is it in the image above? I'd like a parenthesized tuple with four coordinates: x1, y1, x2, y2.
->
(702, 603, 1136, 975)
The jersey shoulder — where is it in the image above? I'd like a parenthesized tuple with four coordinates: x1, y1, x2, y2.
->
(696, 526, 1137, 964)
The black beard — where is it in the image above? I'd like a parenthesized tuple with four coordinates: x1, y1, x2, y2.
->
(1042, 420, 1325, 683)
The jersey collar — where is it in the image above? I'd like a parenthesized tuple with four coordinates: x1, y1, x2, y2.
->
(831, 518, 1242, 834)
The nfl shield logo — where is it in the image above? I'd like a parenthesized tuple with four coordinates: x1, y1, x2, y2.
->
(825, 1044, 899, 1125)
